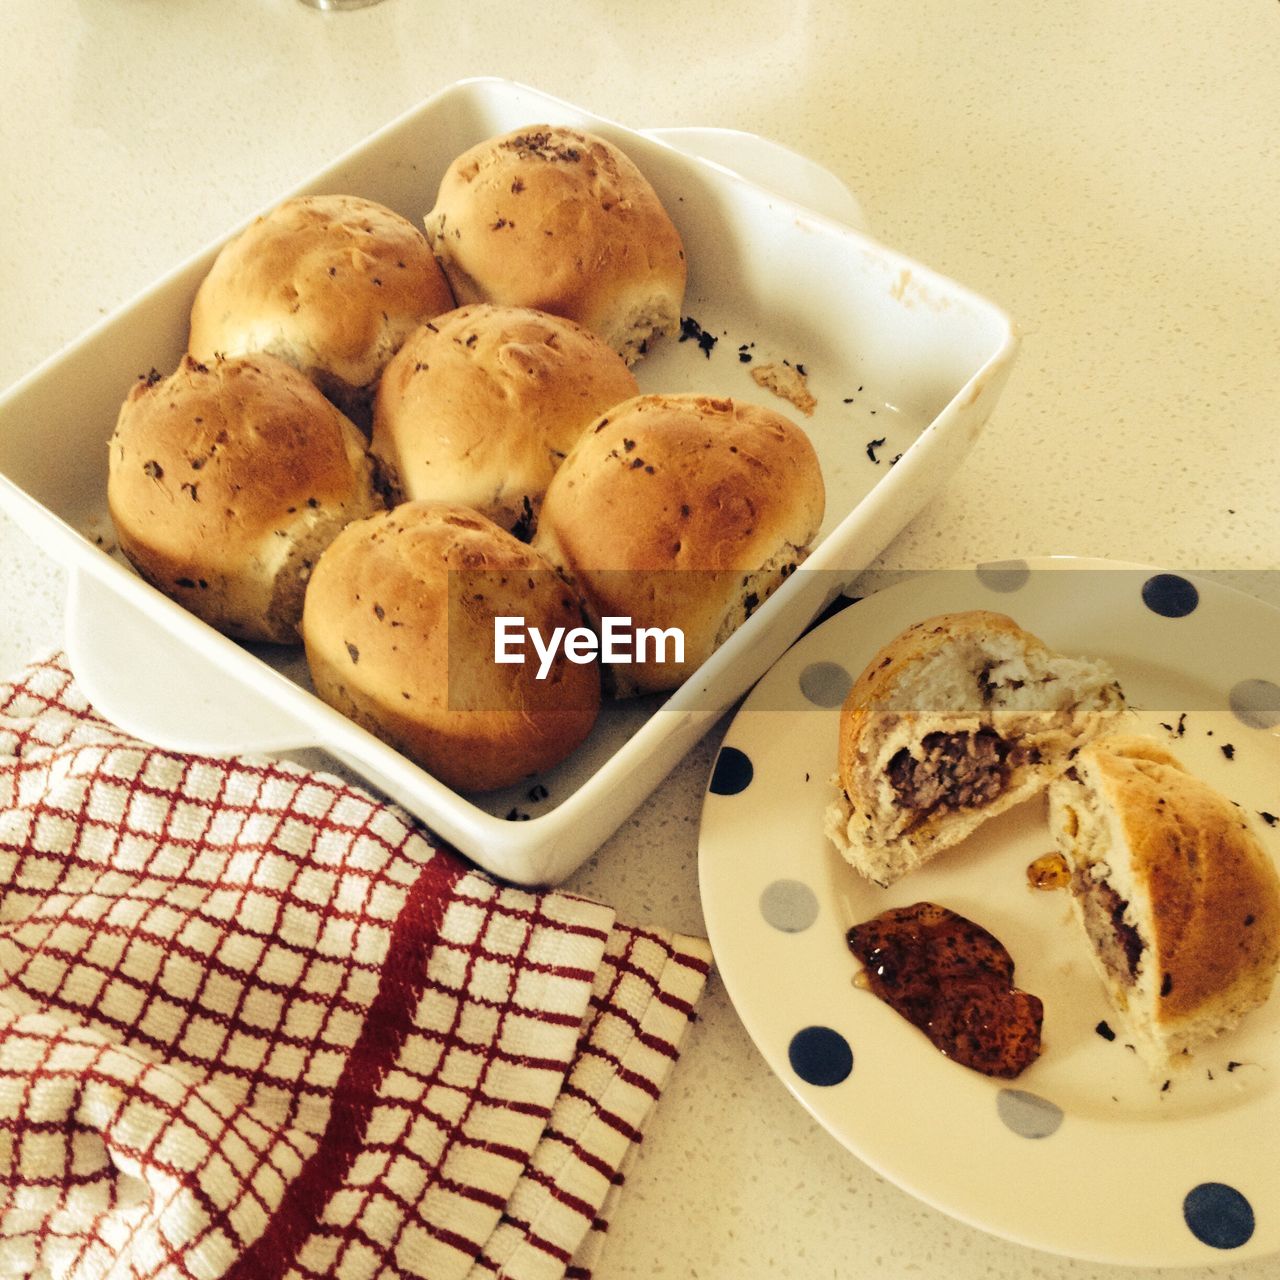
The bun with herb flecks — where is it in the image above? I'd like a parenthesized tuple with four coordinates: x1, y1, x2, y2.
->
(370, 304, 638, 534)
(107, 353, 383, 644)
(532, 392, 824, 696)
(301, 501, 600, 792)
(424, 126, 686, 366)
(188, 194, 454, 422)
(1049, 734, 1280, 1073)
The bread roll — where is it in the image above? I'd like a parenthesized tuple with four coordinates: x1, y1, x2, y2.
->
(1049, 735, 1280, 1072)
(188, 194, 454, 420)
(824, 611, 1126, 885)
(108, 353, 382, 644)
(370, 304, 638, 532)
(532, 393, 824, 695)
(424, 126, 686, 365)
(301, 501, 600, 792)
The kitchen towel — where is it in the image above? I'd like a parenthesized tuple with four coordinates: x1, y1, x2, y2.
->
(0, 655, 711, 1279)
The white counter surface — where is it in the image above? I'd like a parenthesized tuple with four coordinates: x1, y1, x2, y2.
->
(2, 2, 1278, 1276)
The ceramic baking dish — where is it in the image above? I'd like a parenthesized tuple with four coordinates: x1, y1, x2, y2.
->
(0, 77, 1017, 885)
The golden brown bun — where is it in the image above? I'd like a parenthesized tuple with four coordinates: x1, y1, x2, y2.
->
(1049, 734, 1280, 1071)
(824, 611, 1126, 885)
(424, 127, 686, 365)
(301, 501, 600, 792)
(370, 304, 638, 531)
(188, 195, 454, 419)
(107, 354, 383, 644)
(532, 393, 824, 695)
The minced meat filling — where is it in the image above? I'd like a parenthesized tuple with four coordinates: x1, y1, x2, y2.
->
(887, 729, 1034, 814)
(1072, 868, 1144, 982)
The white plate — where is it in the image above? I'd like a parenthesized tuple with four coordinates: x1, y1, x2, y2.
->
(699, 558, 1280, 1266)
(0, 78, 1016, 887)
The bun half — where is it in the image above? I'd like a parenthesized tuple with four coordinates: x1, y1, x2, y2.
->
(1049, 734, 1280, 1071)
(824, 611, 1125, 885)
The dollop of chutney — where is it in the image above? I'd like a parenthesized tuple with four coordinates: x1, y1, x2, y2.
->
(1026, 850, 1070, 891)
(846, 902, 1043, 1078)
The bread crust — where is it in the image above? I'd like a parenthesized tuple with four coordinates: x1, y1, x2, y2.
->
(370, 304, 638, 530)
(188, 195, 454, 417)
(532, 393, 824, 694)
(1052, 735, 1280, 1066)
(301, 501, 600, 792)
(424, 127, 686, 365)
(107, 354, 382, 643)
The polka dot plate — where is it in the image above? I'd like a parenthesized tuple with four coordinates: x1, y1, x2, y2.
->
(698, 559, 1280, 1265)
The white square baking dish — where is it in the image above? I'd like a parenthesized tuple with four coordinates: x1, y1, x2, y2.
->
(0, 78, 1017, 886)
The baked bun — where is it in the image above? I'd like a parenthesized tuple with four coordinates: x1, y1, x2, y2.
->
(188, 194, 454, 420)
(370, 304, 638, 532)
(108, 354, 382, 644)
(824, 611, 1125, 885)
(532, 393, 824, 696)
(424, 126, 686, 365)
(1049, 735, 1280, 1072)
(301, 501, 600, 792)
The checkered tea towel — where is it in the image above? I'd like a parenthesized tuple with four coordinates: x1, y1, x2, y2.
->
(0, 655, 711, 1280)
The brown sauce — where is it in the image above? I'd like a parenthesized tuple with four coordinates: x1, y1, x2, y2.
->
(847, 902, 1043, 1078)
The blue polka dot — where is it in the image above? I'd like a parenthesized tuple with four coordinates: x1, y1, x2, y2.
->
(1184, 1182, 1254, 1250)
(799, 661, 853, 708)
(996, 1088, 1063, 1139)
(1229, 678, 1280, 730)
(760, 879, 819, 932)
(708, 746, 753, 795)
(976, 560, 1031, 593)
(788, 1026, 853, 1086)
(1142, 573, 1199, 618)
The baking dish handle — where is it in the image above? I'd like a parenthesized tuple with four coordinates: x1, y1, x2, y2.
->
(641, 126, 868, 231)
(65, 569, 317, 757)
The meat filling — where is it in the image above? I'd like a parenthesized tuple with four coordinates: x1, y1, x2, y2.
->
(887, 729, 1036, 815)
(1072, 868, 1144, 983)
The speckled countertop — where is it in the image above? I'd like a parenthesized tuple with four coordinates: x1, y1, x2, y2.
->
(2, 1, 1278, 1276)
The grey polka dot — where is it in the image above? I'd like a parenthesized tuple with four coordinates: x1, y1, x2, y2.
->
(1229, 679, 1280, 730)
(976, 560, 1031, 593)
(760, 879, 820, 933)
(996, 1088, 1063, 1139)
(799, 661, 853, 708)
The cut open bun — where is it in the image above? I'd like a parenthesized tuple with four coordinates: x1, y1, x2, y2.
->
(1048, 734, 1280, 1072)
(824, 611, 1125, 885)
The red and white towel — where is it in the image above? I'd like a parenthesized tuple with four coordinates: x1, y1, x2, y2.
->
(0, 656, 711, 1279)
